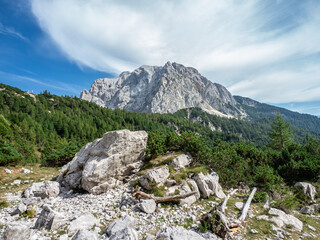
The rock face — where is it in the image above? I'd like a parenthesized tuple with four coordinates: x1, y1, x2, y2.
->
(81, 62, 245, 118)
(58, 130, 148, 194)
(194, 172, 226, 199)
(23, 181, 60, 199)
(294, 182, 317, 201)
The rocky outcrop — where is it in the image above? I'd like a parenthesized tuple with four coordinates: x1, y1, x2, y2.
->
(23, 181, 60, 199)
(194, 172, 226, 199)
(140, 166, 170, 190)
(170, 154, 192, 170)
(294, 182, 317, 201)
(81, 62, 245, 118)
(58, 130, 148, 194)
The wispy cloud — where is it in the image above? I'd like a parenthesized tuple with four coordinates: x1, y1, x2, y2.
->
(0, 71, 80, 94)
(30, 0, 320, 104)
(0, 22, 27, 41)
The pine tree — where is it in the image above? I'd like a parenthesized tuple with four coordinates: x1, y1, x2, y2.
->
(268, 113, 293, 150)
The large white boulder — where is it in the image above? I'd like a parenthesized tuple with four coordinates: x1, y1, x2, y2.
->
(109, 227, 139, 240)
(35, 205, 67, 231)
(294, 182, 317, 201)
(58, 130, 148, 194)
(140, 166, 170, 190)
(24, 181, 60, 199)
(156, 226, 205, 240)
(170, 154, 192, 170)
(193, 172, 226, 199)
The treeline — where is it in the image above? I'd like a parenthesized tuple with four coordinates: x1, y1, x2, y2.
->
(1, 83, 319, 192)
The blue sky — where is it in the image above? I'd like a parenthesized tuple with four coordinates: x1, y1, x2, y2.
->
(1, 0, 320, 116)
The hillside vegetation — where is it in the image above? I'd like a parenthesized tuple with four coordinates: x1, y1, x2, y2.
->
(1, 83, 320, 195)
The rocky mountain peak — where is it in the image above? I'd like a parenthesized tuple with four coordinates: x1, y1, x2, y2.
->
(81, 62, 245, 118)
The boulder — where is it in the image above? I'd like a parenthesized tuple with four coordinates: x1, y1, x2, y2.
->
(300, 204, 319, 215)
(179, 181, 199, 206)
(109, 227, 139, 240)
(156, 226, 205, 240)
(294, 182, 317, 201)
(137, 199, 157, 214)
(10, 203, 27, 216)
(105, 215, 135, 237)
(24, 181, 60, 199)
(35, 205, 66, 231)
(140, 166, 169, 190)
(170, 154, 192, 170)
(58, 130, 148, 194)
(267, 208, 303, 232)
(193, 172, 226, 199)
(3, 222, 31, 240)
(71, 230, 98, 240)
(68, 214, 99, 236)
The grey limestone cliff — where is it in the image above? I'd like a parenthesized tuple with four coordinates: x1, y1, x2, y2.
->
(81, 62, 245, 118)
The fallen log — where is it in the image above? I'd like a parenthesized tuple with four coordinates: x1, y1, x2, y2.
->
(130, 186, 196, 203)
(220, 188, 238, 213)
(238, 187, 257, 222)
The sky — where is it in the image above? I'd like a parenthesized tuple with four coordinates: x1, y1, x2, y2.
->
(0, 0, 320, 116)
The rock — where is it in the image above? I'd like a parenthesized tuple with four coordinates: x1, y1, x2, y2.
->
(300, 206, 314, 215)
(22, 168, 31, 174)
(5, 168, 12, 174)
(24, 181, 60, 198)
(170, 154, 192, 170)
(164, 179, 177, 187)
(267, 208, 303, 231)
(187, 179, 201, 199)
(193, 172, 226, 199)
(250, 229, 258, 234)
(137, 199, 156, 214)
(105, 215, 135, 237)
(140, 166, 170, 190)
(71, 230, 98, 240)
(68, 214, 99, 236)
(307, 225, 316, 231)
(10, 203, 27, 216)
(80, 62, 245, 118)
(11, 179, 21, 185)
(156, 226, 205, 240)
(35, 205, 67, 231)
(3, 222, 31, 240)
(294, 182, 317, 201)
(235, 202, 244, 210)
(109, 227, 139, 240)
(179, 181, 198, 206)
(59, 130, 147, 194)
(237, 182, 250, 194)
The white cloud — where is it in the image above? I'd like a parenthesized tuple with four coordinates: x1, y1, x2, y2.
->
(31, 0, 320, 103)
(0, 22, 27, 41)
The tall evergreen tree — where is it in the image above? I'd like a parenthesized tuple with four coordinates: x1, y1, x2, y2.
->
(268, 113, 293, 150)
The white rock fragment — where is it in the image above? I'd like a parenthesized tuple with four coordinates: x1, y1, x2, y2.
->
(193, 172, 226, 199)
(71, 230, 98, 240)
(105, 215, 135, 237)
(3, 222, 31, 240)
(156, 226, 205, 240)
(109, 227, 139, 240)
(294, 182, 317, 201)
(5, 168, 12, 174)
(137, 199, 156, 214)
(10, 203, 27, 216)
(22, 168, 31, 174)
(170, 154, 192, 170)
(140, 166, 170, 190)
(11, 180, 21, 185)
(24, 181, 60, 198)
(68, 213, 99, 236)
(35, 205, 67, 231)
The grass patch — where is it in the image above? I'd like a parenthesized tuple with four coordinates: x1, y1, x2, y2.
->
(0, 199, 9, 209)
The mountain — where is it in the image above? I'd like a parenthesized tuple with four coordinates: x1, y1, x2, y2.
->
(81, 62, 245, 118)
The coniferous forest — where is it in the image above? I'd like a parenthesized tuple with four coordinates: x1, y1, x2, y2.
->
(1, 83, 320, 193)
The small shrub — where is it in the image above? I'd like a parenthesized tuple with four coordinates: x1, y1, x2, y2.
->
(253, 191, 268, 203)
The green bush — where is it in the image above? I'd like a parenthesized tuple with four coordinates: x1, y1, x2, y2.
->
(0, 142, 23, 166)
(253, 191, 268, 203)
(253, 165, 281, 191)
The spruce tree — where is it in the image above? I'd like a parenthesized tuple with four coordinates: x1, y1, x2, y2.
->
(269, 113, 293, 150)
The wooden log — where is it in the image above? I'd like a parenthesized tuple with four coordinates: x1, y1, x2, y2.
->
(130, 186, 197, 203)
(220, 188, 238, 213)
(238, 187, 257, 222)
